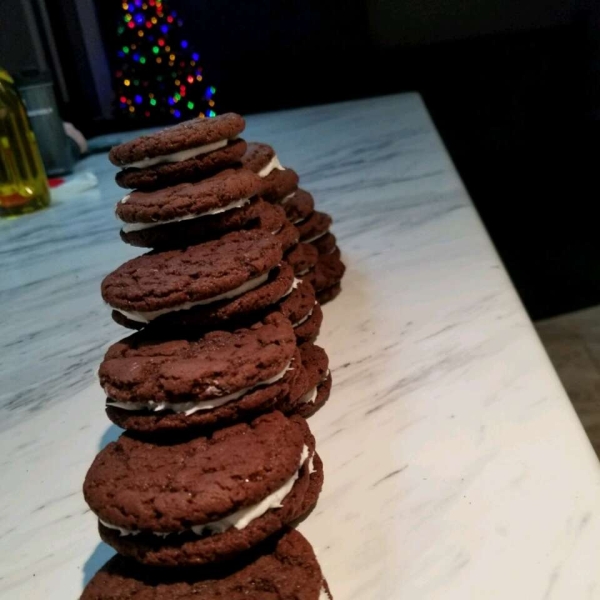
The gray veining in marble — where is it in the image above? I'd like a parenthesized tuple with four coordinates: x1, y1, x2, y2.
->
(2, 93, 600, 599)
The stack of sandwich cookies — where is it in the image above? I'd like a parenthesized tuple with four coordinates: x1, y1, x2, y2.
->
(242, 141, 345, 304)
(84, 412, 323, 566)
(82, 114, 335, 599)
(110, 113, 246, 190)
(81, 528, 333, 600)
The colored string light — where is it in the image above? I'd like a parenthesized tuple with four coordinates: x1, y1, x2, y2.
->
(114, 0, 217, 120)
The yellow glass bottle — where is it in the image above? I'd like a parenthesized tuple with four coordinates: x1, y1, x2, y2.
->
(0, 68, 50, 217)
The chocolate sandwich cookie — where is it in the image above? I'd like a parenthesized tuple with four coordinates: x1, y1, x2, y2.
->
(118, 168, 262, 248)
(254, 201, 300, 252)
(317, 282, 342, 305)
(294, 303, 323, 344)
(123, 197, 299, 252)
(278, 278, 322, 343)
(102, 230, 294, 331)
(278, 278, 315, 327)
(292, 343, 331, 418)
(121, 196, 260, 249)
(282, 188, 315, 224)
(84, 412, 324, 566)
(307, 253, 346, 294)
(275, 221, 299, 252)
(110, 113, 246, 190)
(241, 142, 299, 203)
(101, 313, 298, 433)
(311, 231, 338, 256)
(81, 528, 333, 600)
(262, 168, 300, 204)
(298, 211, 332, 244)
(285, 242, 318, 276)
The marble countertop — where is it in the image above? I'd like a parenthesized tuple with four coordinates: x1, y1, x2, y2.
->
(2, 93, 600, 599)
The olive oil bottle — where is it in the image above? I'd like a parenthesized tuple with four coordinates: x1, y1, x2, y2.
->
(0, 68, 50, 217)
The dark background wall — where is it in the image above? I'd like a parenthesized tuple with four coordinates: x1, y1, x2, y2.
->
(1, 0, 599, 320)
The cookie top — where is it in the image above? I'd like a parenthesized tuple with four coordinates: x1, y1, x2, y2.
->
(283, 189, 315, 223)
(109, 113, 245, 167)
(298, 211, 332, 243)
(84, 412, 307, 533)
(100, 313, 296, 406)
(81, 528, 330, 600)
(101, 230, 282, 316)
(116, 168, 262, 225)
(286, 242, 319, 275)
(241, 142, 276, 173)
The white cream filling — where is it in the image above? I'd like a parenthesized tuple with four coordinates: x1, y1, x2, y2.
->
(280, 191, 296, 205)
(308, 454, 316, 475)
(299, 387, 318, 405)
(281, 277, 302, 301)
(258, 155, 285, 177)
(120, 194, 130, 204)
(100, 444, 311, 537)
(296, 267, 312, 277)
(121, 197, 251, 233)
(293, 306, 315, 328)
(106, 361, 292, 416)
(303, 229, 329, 244)
(114, 271, 271, 323)
(124, 139, 229, 169)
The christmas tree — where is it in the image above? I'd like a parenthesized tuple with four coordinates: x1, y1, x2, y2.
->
(114, 0, 217, 121)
